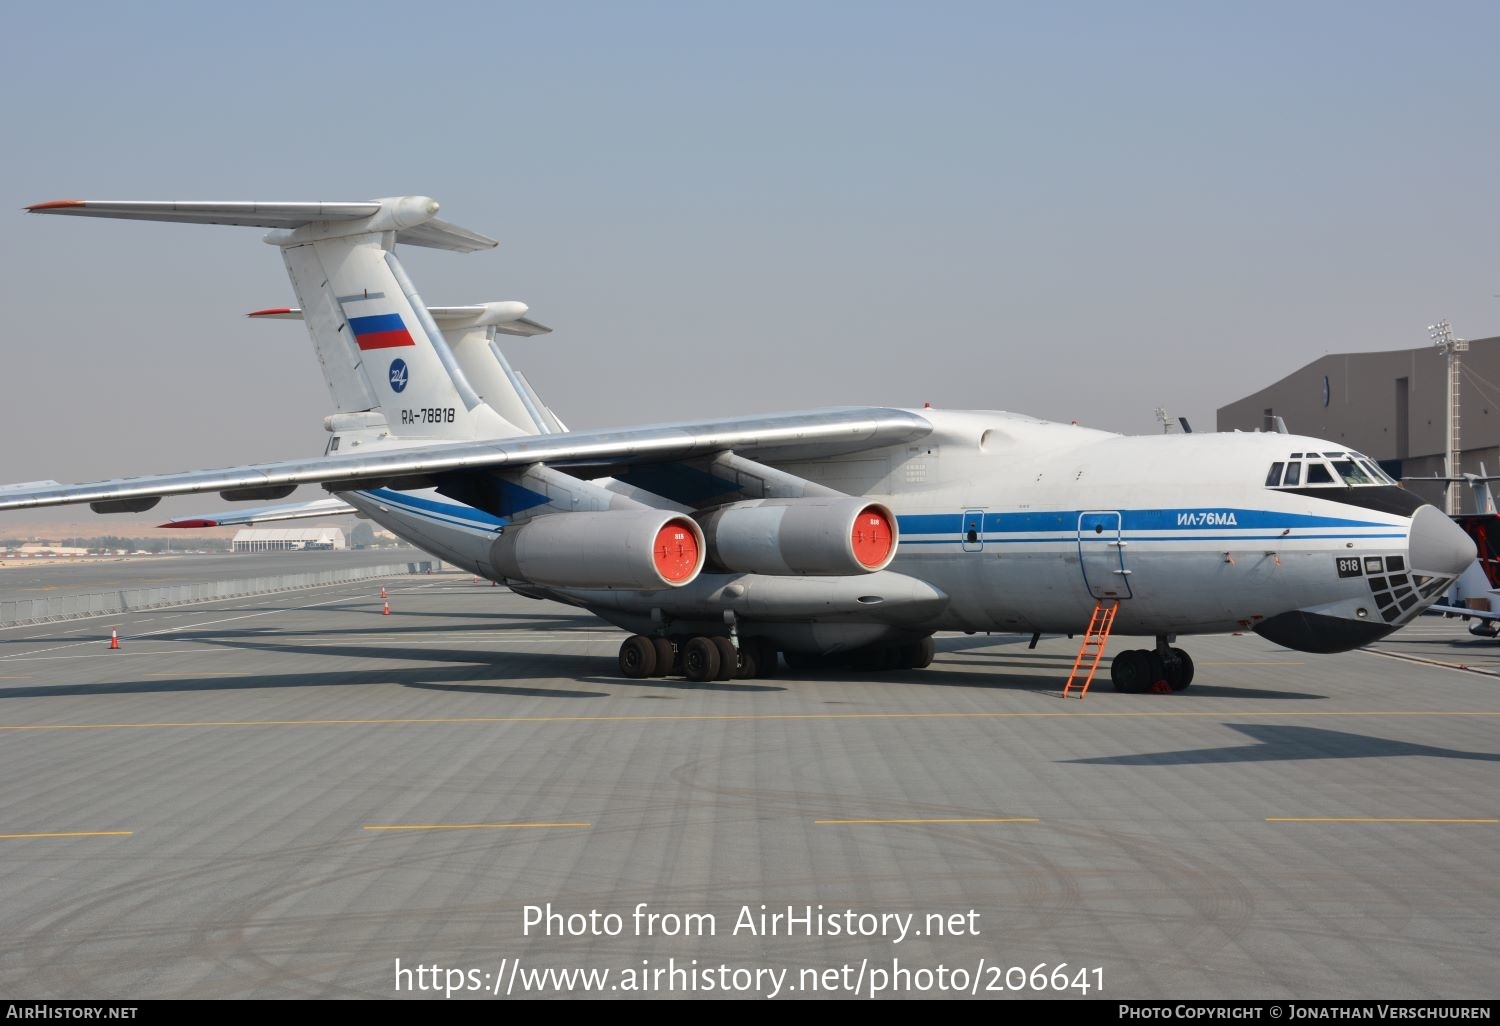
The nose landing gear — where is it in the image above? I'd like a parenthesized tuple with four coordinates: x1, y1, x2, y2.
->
(1109, 636, 1194, 693)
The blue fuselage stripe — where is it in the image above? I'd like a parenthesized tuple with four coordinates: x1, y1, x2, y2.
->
(362, 488, 505, 532)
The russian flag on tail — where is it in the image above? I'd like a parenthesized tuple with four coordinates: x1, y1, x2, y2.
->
(349, 313, 415, 350)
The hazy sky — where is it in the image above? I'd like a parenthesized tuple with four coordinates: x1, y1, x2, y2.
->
(2, 1, 1497, 526)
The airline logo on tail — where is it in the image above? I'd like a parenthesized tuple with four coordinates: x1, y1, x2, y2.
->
(349, 313, 415, 350)
(389, 359, 409, 393)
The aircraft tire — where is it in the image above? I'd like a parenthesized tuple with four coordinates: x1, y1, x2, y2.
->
(683, 636, 720, 683)
(650, 637, 676, 677)
(1110, 649, 1151, 693)
(735, 639, 763, 679)
(1168, 647, 1194, 691)
(711, 636, 738, 681)
(1147, 651, 1172, 693)
(908, 636, 935, 669)
(618, 635, 656, 679)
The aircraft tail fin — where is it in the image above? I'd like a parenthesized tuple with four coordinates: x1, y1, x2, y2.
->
(28, 196, 521, 440)
(250, 302, 560, 435)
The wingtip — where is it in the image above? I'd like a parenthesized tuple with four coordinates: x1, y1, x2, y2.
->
(246, 307, 292, 318)
(26, 199, 86, 212)
(159, 518, 218, 528)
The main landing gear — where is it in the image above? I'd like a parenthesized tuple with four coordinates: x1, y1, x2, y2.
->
(617, 634, 782, 682)
(616, 634, 937, 682)
(1109, 635, 1195, 694)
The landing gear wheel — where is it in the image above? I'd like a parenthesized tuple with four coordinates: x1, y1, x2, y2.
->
(735, 640, 762, 680)
(1167, 647, 1194, 691)
(650, 637, 675, 677)
(710, 636, 738, 681)
(910, 636, 935, 669)
(682, 636, 720, 683)
(1147, 651, 1172, 694)
(1110, 649, 1151, 693)
(618, 635, 656, 679)
(894, 637, 935, 670)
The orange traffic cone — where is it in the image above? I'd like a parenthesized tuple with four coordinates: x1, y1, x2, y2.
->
(109, 629, 119, 650)
(380, 586, 387, 599)
(473, 575, 479, 584)
(382, 600, 390, 616)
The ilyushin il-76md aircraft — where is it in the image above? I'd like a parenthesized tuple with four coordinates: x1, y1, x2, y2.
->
(2, 196, 1476, 691)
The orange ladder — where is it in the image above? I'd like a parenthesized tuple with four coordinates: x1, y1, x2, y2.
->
(1063, 599, 1119, 699)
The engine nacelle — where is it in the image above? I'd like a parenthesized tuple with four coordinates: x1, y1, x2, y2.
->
(490, 510, 705, 590)
(695, 498, 897, 576)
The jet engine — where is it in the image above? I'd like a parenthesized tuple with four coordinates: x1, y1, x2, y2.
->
(491, 510, 705, 589)
(695, 498, 897, 575)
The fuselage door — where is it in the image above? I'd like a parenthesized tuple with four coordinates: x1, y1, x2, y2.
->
(961, 509, 985, 552)
(1077, 510, 1131, 599)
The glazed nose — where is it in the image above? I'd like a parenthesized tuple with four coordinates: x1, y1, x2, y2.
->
(1408, 505, 1476, 576)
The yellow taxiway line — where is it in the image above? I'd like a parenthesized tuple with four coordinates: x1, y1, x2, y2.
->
(364, 822, 590, 832)
(0, 830, 133, 840)
(1266, 817, 1497, 824)
(815, 817, 1039, 825)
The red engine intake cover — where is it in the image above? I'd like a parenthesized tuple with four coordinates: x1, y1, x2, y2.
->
(851, 506, 894, 569)
(653, 519, 701, 583)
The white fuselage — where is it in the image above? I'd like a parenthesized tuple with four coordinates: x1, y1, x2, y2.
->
(338, 409, 1460, 652)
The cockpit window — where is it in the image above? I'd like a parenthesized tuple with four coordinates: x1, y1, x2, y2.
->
(1267, 450, 1394, 490)
(1332, 460, 1372, 485)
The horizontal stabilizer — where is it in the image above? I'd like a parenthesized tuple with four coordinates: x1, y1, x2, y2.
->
(26, 197, 498, 252)
(26, 199, 381, 228)
(393, 217, 501, 253)
(250, 303, 551, 337)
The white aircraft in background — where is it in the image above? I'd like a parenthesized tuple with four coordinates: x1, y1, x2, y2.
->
(1, 196, 1476, 690)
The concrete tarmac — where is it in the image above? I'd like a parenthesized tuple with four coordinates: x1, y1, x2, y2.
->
(0, 574, 1495, 1000)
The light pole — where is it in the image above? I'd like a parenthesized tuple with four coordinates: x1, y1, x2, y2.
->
(1429, 320, 1468, 515)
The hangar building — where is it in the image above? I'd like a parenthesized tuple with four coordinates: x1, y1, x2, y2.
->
(1217, 335, 1500, 514)
(231, 527, 346, 553)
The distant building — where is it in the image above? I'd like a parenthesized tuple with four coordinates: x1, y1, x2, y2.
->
(13, 543, 89, 557)
(1218, 335, 1500, 513)
(231, 527, 346, 553)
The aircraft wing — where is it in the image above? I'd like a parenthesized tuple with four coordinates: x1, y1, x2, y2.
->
(0, 407, 932, 515)
(158, 497, 359, 529)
